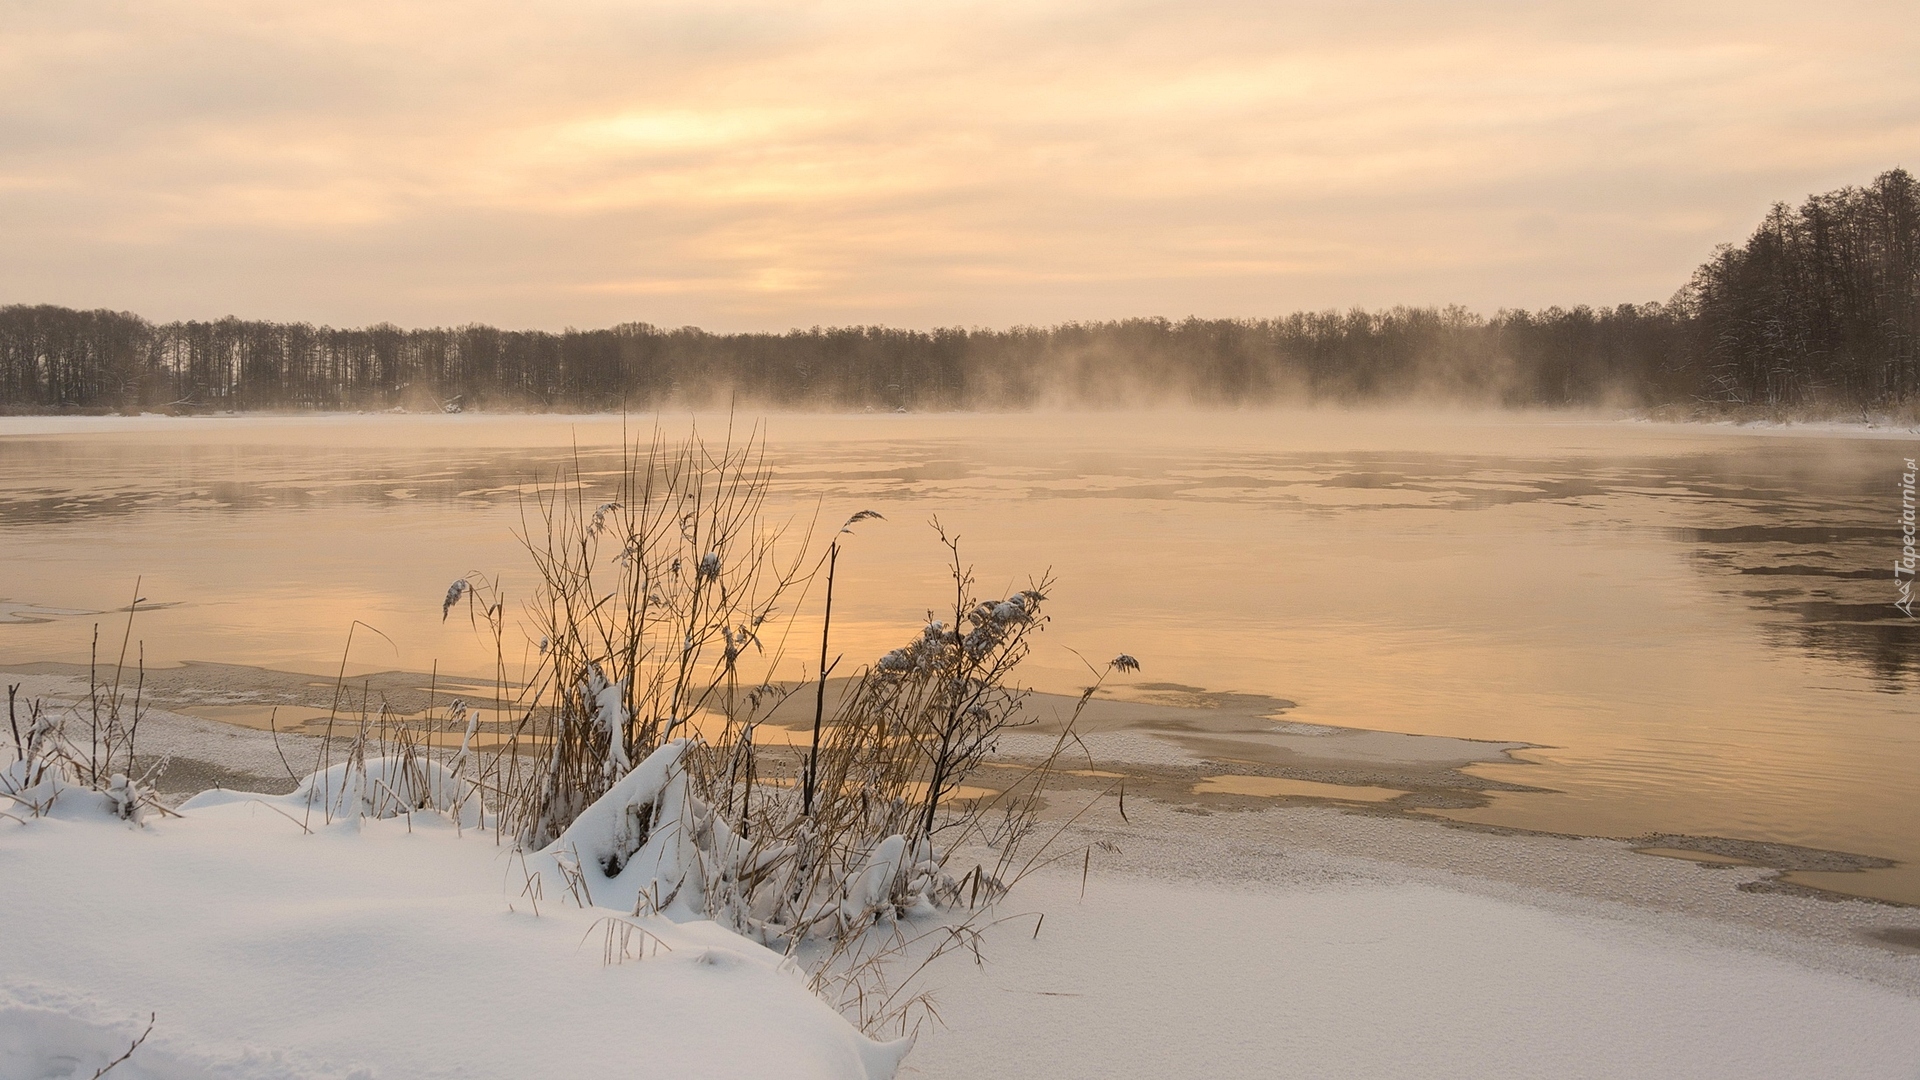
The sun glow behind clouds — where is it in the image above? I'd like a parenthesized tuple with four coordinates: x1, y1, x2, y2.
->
(1, 0, 1916, 328)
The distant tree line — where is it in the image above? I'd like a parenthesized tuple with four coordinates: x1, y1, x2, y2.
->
(1, 170, 1912, 413)
(1689, 168, 1918, 405)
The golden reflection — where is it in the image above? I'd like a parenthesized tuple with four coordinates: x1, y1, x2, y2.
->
(2, 411, 1916, 900)
(1193, 775, 1407, 802)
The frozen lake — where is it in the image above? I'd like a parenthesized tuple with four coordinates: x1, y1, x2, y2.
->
(2, 409, 1916, 902)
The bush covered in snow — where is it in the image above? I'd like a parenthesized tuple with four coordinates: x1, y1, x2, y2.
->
(3, 684, 161, 825)
(430, 428, 1125, 1033)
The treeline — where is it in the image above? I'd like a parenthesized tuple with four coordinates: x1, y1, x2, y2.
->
(1, 170, 1912, 413)
(0, 304, 1695, 412)
(1690, 168, 1919, 405)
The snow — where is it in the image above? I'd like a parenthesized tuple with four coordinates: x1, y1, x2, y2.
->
(525, 739, 701, 916)
(0, 779, 906, 1080)
(518, 742, 950, 945)
(181, 754, 484, 828)
(583, 666, 632, 779)
(6, 704, 1919, 1079)
(903, 866, 1920, 1080)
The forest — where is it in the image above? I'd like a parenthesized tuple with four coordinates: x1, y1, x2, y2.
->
(2, 170, 1913, 414)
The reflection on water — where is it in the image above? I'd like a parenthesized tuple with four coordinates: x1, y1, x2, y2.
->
(1633, 846, 1758, 867)
(1193, 776, 1408, 802)
(2, 411, 1917, 900)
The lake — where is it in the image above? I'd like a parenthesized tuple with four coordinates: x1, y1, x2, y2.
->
(3, 410, 1916, 902)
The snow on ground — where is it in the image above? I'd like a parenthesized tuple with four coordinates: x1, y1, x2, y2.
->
(0, 793, 903, 1080)
(904, 865, 1920, 1080)
(1624, 415, 1920, 440)
(7, 698, 1920, 1080)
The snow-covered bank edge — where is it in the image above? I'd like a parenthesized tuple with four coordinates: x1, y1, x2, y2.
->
(1056, 796, 1920, 996)
(9, 671, 1919, 1080)
(13, 669, 1916, 969)
(1622, 409, 1920, 440)
(2, 731, 914, 1080)
(5, 408, 1919, 444)
(900, 844, 1920, 1080)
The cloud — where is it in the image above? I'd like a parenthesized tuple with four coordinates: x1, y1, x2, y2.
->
(1, 0, 1915, 329)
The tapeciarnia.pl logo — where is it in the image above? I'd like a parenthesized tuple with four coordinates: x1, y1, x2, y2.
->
(1898, 457, 1918, 619)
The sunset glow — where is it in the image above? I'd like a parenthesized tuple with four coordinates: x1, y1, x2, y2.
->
(4, 0, 1915, 329)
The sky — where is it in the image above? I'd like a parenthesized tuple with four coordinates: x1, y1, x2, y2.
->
(2, 0, 1916, 332)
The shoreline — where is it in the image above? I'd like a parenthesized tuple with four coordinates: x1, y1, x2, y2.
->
(3, 406, 1920, 442)
(1032, 796, 1920, 996)
(902, 802, 1920, 1079)
(7, 662, 1915, 953)
(9, 671, 1917, 1080)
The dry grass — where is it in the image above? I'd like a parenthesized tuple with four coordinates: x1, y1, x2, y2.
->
(423, 422, 1131, 1035)
(3, 582, 168, 821)
(451, 422, 816, 851)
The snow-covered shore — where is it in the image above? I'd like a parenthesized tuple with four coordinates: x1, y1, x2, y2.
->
(5, 689, 1919, 1079)
(3, 408, 1918, 443)
(905, 797, 1920, 1079)
(0, 787, 906, 1080)
(1624, 413, 1920, 440)
(906, 864, 1920, 1079)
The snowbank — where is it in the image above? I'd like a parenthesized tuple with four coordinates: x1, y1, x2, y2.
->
(522, 738, 703, 919)
(0, 770, 906, 1079)
(12, 711, 1919, 1080)
(901, 847, 1920, 1080)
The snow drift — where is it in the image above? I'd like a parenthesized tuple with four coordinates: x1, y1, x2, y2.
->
(0, 744, 908, 1080)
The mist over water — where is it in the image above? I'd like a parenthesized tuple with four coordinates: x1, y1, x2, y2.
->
(2, 409, 1916, 900)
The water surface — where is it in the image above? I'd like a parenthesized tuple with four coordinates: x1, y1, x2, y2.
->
(3, 411, 1916, 901)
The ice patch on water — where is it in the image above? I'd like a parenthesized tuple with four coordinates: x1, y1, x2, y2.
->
(1268, 721, 1341, 736)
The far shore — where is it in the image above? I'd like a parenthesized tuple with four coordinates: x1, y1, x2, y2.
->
(3, 403, 1920, 439)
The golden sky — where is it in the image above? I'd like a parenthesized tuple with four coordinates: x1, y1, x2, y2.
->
(3, 0, 1916, 330)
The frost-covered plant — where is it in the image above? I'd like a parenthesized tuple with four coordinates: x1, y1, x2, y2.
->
(694, 637, 1141, 1036)
(441, 426, 1127, 1037)
(297, 697, 487, 830)
(616, 524, 1056, 958)
(2, 591, 167, 824)
(512, 551, 1124, 1037)
(3, 685, 160, 823)
(466, 425, 812, 851)
(875, 521, 1049, 840)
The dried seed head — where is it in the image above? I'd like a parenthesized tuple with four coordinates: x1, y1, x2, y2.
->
(840, 509, 885, 534)
(587, 501, 620, 538)
(441, 579, 470, 621)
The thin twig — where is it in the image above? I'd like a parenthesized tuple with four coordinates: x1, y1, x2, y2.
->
(90, 1012, 154, 1079)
